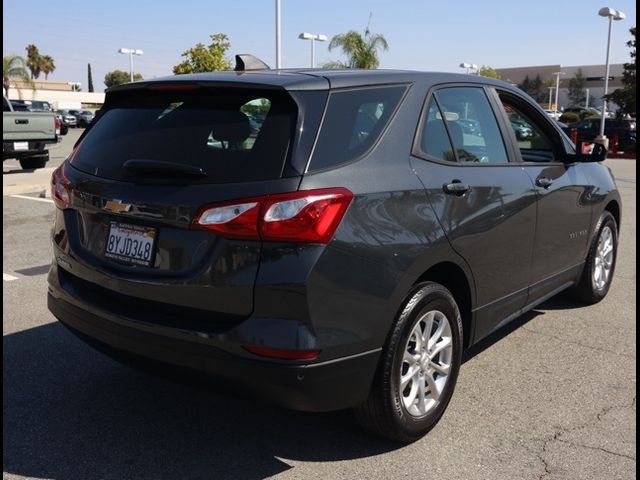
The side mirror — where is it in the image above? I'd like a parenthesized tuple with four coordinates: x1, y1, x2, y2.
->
(567, 141, 608, 163)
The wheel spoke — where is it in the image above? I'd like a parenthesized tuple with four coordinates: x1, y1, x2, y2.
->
(431, 361, 450, 376)
(417, 375, 427, 413)
(401, 365, 420, 389)
(425, 371, 440, 400)
(428, 317, 446, 350)
(421, 312, 435, 347)
(431, 337, 452, 357)
(404, 351, 419, 365)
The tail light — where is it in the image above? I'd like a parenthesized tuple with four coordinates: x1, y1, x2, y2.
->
(193, 187, 353, 244)
(51, 164, 71, 209)
(54, 116, 61, 136)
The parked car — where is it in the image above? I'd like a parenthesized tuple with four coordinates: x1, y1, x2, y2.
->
(543, 109, 561, 120)
(56, 109, 77, 128)
(567, 117, 636, 152)
(67, 109, 82, 126)
(48, 68, 621, 442)
(76, 110, 95, 128)
(509, 117, 534, 140)
(53, 112, 69, 135)
(3, 95, 59, 169)
(10, 99, 53, 112)
(562, 106, 601, 118)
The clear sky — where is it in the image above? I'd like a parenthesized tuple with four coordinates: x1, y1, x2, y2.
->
(3, 0, 636, 92)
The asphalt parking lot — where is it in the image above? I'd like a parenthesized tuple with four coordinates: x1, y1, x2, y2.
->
(3, 133, 636, 479)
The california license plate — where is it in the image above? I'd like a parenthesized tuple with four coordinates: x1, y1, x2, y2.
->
(13, 142, 29, 151)
(104, 222, 157, 267)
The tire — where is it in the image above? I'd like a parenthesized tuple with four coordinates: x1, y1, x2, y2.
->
(19, 152, 49, 170)
(571, 211, 618, 304)
(354, 282, 463, 442)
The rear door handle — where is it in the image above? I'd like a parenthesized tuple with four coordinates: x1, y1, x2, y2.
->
(443, 181, 471, 195)
(536, 177, 554, 189)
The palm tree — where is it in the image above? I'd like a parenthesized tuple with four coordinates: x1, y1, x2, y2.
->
(326, 27, 389, 69)
(25, 44, 42, 79)
(41, 55, 55, 79)
(3, 55, 33, 96)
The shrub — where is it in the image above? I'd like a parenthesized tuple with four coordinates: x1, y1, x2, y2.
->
(559, 112, 580, 124)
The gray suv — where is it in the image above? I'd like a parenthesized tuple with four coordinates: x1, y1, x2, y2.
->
(48, 67, 620, 442)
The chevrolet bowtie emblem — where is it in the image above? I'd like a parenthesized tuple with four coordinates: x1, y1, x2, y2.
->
(104, 199, 131, 213)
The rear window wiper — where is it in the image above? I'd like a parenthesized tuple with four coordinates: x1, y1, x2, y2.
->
(123, 159, 206, 177)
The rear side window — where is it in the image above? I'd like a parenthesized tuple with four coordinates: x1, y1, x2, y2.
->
(435, 87, 509, 164)
(309, 85, 406, 171)
(72, 88, 297, 184)
(420, 99, 456, 162)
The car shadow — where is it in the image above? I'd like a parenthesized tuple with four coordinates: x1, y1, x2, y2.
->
(462, 293, 581, 363)
(3, 322, 400, 480)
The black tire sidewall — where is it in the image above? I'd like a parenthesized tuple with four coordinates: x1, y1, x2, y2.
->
(588, 213, 618, 299)
(387, 283, 463, 440)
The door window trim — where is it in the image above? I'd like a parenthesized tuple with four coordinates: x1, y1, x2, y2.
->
(411, 83, 521, 168)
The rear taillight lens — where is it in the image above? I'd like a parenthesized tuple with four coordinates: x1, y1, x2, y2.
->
(194, 198, 262, 240)
(193, 188, 353, 244)
(51, 164, 71, 209)
(54, 116, 61, 135)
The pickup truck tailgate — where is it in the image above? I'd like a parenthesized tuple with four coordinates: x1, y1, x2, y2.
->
(3, 112, 56, 141)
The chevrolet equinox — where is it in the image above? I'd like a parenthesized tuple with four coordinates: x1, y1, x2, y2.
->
(48, 66, 621, 442)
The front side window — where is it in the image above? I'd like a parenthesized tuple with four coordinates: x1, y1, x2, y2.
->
(434, 87, 509, 164)
(499, 95, 557, 162)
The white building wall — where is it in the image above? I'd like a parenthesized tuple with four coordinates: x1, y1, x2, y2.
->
(6, 87, 105, 110)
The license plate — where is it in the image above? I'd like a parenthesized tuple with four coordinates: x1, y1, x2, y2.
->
(13, 142, 29, 151)
(105, 222, 157, 267)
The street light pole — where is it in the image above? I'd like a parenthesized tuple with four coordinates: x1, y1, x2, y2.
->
(585, 88, 590, 108)
(298, 32, 328, 68)
(275, 0, 282, 69)
(118, 48, 144, 82)
(596, 7, 626, 147)
(548, 87, 554, 111)
(552, 71, 565, 118)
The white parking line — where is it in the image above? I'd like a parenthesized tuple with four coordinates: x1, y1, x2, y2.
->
(3, 273, 18, 282)
(10, 194, 54, 204)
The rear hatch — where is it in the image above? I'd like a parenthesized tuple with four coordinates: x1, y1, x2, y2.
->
(57, 82, 325, 320)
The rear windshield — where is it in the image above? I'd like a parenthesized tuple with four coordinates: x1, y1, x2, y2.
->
(72, 88, 298, 183)
(309, 85, 407, 171)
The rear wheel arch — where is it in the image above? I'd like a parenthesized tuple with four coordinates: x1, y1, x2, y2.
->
(415, 262, 474, 349)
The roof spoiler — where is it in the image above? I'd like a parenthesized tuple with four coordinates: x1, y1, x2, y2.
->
(234, 54, 270, 71)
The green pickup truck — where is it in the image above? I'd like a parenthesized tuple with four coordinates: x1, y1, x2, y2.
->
(3, 95, 60, 169)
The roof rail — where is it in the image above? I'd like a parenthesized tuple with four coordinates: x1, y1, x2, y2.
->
(234, 54, 271, 72)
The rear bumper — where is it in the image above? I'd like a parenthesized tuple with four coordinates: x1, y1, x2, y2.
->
(47, 280, 380, 412)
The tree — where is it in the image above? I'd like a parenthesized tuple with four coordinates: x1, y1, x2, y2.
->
(172, 34, 231, 74)
(567, 68, 586, 106)
(41, 55, 55, 80)
(607, 27, 636, 117)
(104, 70, 143, 88)
(3, 55, 33, 96)
(325, 26, 389, 69)
(478, 66, 500, 79)
(87, 63, 94, 92)
(25, 44, 42, 79)
(518, 74, 545, 102)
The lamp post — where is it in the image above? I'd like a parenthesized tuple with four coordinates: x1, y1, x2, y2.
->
(118, 48, 144, 82)
(459, 62, 478, 75)
(275, 0, 282, 69)
(298, 32, 328, 68)
(596, 6, 626, 148)
(552, 71, 566, 118)
(585, 88, 590, 108)
(548, 87, 554, 111)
